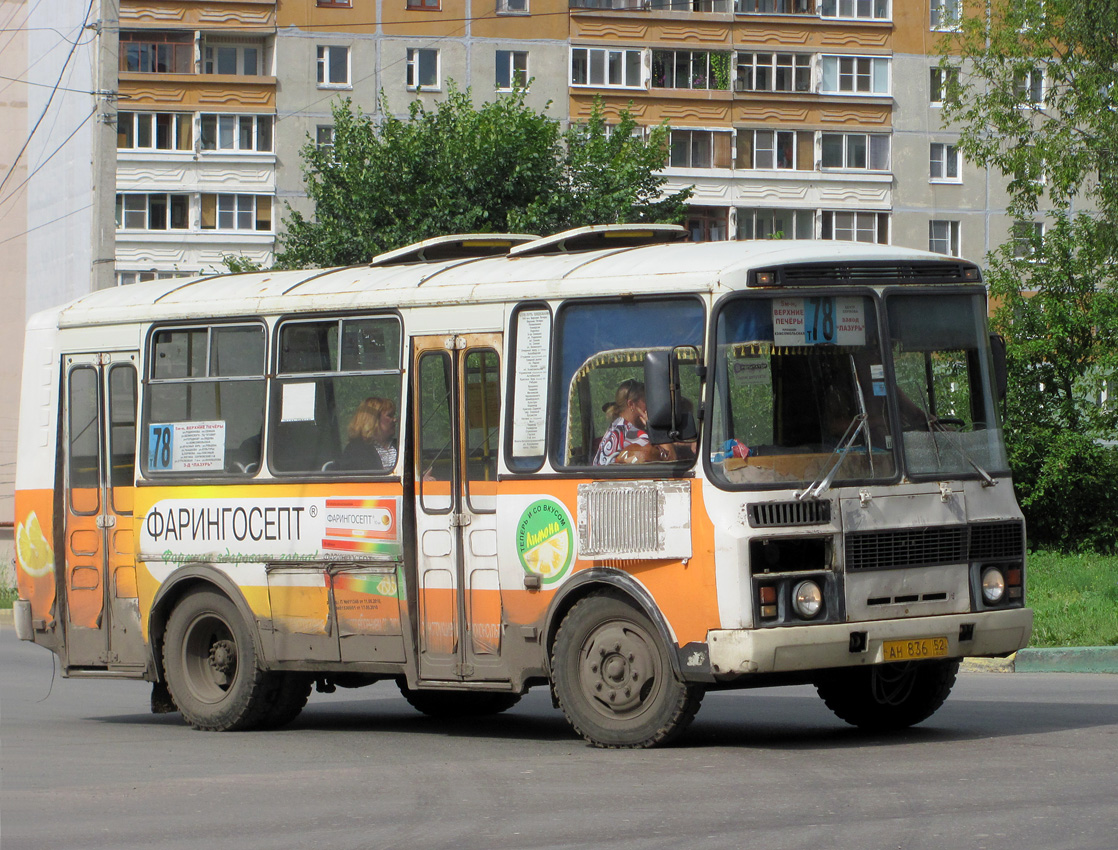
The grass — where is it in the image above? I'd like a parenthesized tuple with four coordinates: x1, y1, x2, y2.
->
(1027, 551, 1118, 648)
(2, 552, 1114, 646)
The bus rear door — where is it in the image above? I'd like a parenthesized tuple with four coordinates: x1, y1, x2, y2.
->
(62, 352, 145, 670)
(412, 334, 509, 684)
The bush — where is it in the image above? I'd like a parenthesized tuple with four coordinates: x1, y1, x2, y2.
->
(1009, 428, 1118, 554)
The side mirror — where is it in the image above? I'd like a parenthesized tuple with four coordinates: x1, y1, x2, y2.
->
(644, 348, 699, 445)
(989, 333, 1008, 401)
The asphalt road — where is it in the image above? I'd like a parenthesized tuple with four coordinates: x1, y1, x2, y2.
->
(3, 629, 1117, 850)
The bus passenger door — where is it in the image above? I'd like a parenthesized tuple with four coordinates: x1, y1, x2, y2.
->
(412, 334, 509, 684)
(63, 353, 145, 670)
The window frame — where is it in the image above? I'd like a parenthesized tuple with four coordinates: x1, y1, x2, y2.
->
(735, 51, 811, 93)
(929, 0, 961, 31)
(820, 0, 890, 20)
(495, 49, 529, 91)
(199, 113, 274, 153)
(115, 193, 190, 231)
(820, 210, 889, 244)
(117, 111, 193, 152)
(820, 55, 890, 96)
(929, 65, 958, 106)
(928, 220, 961, 256)
(651, 49, 731, 92)
(406, 47, 440, 90)
(929, 141, 961, 182)
(570, 46, 644, 89)
(820, 132, 891, 172)
(200, 193, 273, 233)
(316, 45, 351, 88)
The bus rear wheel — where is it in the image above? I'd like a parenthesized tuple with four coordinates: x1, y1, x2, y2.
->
(551, 592, 702, 748)
(815, 659, 960, 731)
(163, 590, 271, 731)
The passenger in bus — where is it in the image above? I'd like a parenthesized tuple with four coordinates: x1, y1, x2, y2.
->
(341, 397, 398, 471)
(595, 379, 672, 464)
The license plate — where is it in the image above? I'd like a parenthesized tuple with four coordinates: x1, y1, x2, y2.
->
(882, 636, 949, 662)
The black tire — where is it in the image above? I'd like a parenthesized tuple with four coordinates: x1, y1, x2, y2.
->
(551, 592, 703, 748)
(162, 590, 272, 731)
(257, 673, 313, 730)
(815, 659, 960, 731)
(398, 683, 522, 717)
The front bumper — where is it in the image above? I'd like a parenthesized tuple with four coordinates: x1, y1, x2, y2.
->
(707, 608, 1033, 676)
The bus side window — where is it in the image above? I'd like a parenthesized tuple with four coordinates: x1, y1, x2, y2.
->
(272, 317, 403, 475)
(144, 324, 266, 477)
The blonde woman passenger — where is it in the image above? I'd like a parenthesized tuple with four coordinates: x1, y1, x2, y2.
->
(342, 397, 398, 471)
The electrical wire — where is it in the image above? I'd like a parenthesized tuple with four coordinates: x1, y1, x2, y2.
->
(0, 0, 96, 197)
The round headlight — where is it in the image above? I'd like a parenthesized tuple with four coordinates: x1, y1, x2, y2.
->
(792, 580, 823, 619)
(981, 566, 1006, 604)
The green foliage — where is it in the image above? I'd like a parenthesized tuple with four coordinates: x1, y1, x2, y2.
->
(942, 0, 1118, 228)
(986, 214, 1118, 551)
(1027, 550, 1118, 647)
(277, 86, 692, 268)
(221, 254, 264, 274)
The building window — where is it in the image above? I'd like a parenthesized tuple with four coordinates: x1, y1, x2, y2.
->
(668, 130, 732, 169)
(1012, 221, 1044, 258)
(930, 66, 958, 105)
(201, 194, 273, 232)
(317, 46, 350, 87)
(199, 114, 274, 153)
(930, 0, 961, 30)
(116, 270, 194, 286)
(317, 0, 352, 6)
(407, 0, 440, 7)
(737, 129, 803, 170)
(119, 31, 193, 74)
(821, 210, 888, 244)
(737, 208, 814, 240)
(652, 50, 731, 91)
(929, 220, 960, 256)
(930, 142, 961, 181)
(570, 47, 643, 88)
(115, 194, 190, 231)
(496, 50, 528, 90)
(117, 112, 192, 151)
(316, 125, 335, 154)
(821, 0, 889, 19)
(202, 40, 264, 76)
(737, 0, 814, 13)
(821, 133, 890, 171)
(735, 52, 810, 93)
(497, 0, 529, 12)
(820, 56, 890, 95)
(1015, 68, 1044, 104)
(407, 48, 439, 89)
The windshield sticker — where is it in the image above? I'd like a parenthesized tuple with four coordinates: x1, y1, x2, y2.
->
(731, 357, 771, 386)
(281, 382, 316, 423)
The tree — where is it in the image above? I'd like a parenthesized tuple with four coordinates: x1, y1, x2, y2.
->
(941, 0, 1118, 228)
(276, 86, 692, 268)
(940, 1, 1118, 550)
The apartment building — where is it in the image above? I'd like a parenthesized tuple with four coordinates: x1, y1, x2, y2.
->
(114, 0, 278, 282)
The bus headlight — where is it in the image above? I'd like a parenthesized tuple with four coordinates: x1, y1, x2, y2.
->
(792, 580, 823, 619)
(981, 567, 1006, 604)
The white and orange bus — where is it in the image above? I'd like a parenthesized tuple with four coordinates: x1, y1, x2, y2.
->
(13, 225, 1032, 747)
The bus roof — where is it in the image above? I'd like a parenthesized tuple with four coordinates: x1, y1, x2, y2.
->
(52, 238, 975, 329)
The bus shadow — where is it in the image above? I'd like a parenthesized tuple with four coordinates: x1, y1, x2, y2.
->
(90, 689, 1118, 749)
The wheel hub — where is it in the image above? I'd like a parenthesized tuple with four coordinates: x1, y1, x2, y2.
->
(580, 624, 654, 714)
(209, 639, 237, 677)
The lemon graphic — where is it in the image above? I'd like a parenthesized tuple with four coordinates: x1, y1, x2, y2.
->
(376, 576, 398, 597)
(16, 512, 54, 578)
(523, 534, 570, 580)
(516, 499, 574, 585)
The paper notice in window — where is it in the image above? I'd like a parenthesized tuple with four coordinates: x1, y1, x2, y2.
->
(511, 310, 550, 457)
(281, 382, 316, 422)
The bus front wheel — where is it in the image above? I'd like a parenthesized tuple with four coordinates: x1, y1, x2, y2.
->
(163, 590, 272, 731)
(815, 659, 960, 731)
(551, 592, 702, 748)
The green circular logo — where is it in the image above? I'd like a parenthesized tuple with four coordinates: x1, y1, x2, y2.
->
(516, 499, 574, 586)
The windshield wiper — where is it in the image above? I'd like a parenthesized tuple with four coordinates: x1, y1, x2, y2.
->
(928, 418, 997, 487)
(798, 413, 867, 501)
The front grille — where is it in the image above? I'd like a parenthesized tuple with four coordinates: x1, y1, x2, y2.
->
(748, 499, 831, 528)
(846, 520, 1026, 571)
(970, 521, 1025, 560)
(845, 526, 968, 571)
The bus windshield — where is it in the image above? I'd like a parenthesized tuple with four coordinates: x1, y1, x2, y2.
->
(710, 293, 896, 488)
(887, 291, 1008, 479)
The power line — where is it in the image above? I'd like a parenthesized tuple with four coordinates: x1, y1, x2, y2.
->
(0, 201, 93, 247)
(0, 0, 97, 198)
